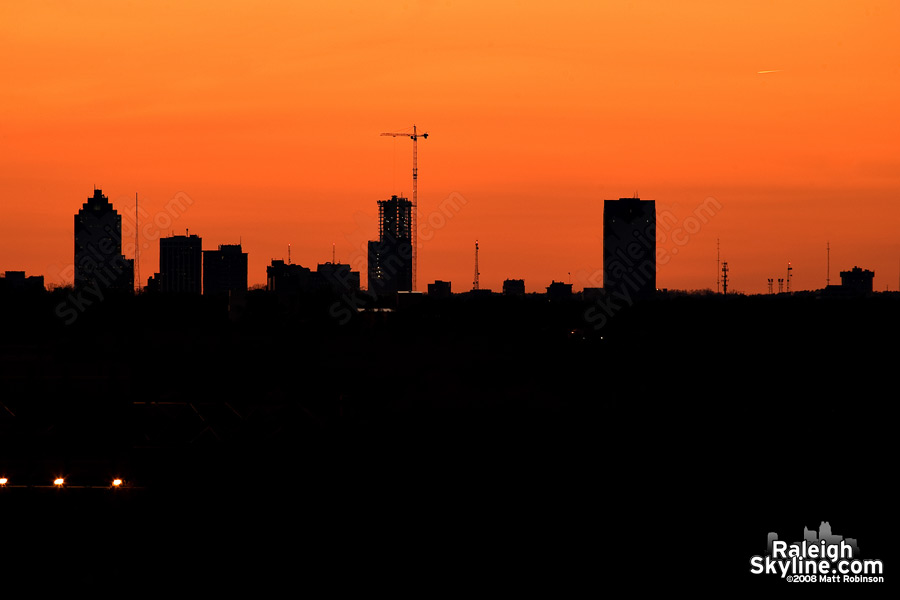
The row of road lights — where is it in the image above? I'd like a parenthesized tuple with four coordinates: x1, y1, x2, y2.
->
(0, 477, 124, 488)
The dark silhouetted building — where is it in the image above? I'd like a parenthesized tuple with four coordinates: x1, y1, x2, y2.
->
(503, 279, 525, 296)
(0, 271, 45, 293)
(603, 197, 656, 297)
(317, 262, 360, 296)
(74, 188, 134, 292)
(267, 260, 313, 293)
(203, 244, 248, 298)
(467, 288, 493, 297)
(266, 259, 360, 298)
(397, 291, 426, 309)
(368, 195, 413, 294)
(840, 266, 874, 294)
(546, 281, 573, 300)
(428, 280, 452, 298)
(157, 234, 202, 294)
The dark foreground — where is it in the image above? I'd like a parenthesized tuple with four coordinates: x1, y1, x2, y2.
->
(1, 289, 895, 593)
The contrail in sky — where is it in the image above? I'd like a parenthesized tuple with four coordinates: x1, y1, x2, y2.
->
(757, 70, 784, 74)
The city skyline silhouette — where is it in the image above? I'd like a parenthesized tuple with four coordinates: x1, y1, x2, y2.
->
(1, 186, 891, 299)
(1, 2, 897, 593)
(3, 4, 900, 295)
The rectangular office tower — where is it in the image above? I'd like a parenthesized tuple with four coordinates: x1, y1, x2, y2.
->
(367, 195, 413, 294)
(603, 197, 656, 297)
(158, 234, 202, 293)
(203, 244, 248, 297)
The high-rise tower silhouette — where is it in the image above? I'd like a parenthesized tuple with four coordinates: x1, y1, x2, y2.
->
(203, 243, 247, 298)
(367, 195, 413, 294)
(603, 197, 656, 297)
(74, 188, 134, 293)
(158, 233, 202, 294)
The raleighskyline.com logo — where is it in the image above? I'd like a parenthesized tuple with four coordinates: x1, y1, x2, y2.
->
(749, 522, 884, 584)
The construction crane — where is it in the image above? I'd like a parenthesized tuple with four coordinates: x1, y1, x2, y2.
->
(381, 125, 428, 291)
(135, 193, 141, 292)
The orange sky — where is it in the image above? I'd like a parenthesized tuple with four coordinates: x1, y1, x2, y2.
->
(2, 1, 899, 293)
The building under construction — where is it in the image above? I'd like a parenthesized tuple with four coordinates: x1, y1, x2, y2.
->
(367, 195, 413, 295)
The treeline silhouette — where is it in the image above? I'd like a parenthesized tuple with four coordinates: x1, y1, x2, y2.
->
(0, 287, 895, 591)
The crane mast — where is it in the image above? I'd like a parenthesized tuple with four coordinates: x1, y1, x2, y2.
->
(135, 193, 141, 293)
(381, 125, 428, 291)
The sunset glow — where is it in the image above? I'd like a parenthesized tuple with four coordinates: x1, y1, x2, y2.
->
(2, 1, 899, 293)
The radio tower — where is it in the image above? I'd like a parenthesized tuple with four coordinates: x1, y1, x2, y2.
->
(786, 262, 792, 293)
(717, 238, 720, 293)
(381, 125, 428, 291)
(473, 240, 480, 291)
(721, 261, 728, 294)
